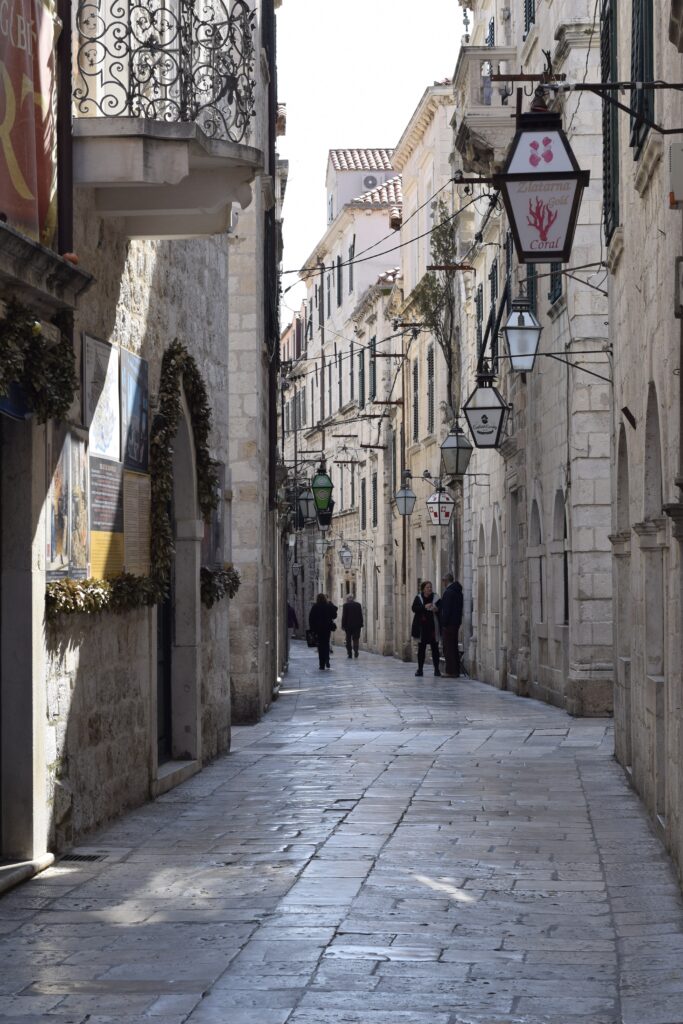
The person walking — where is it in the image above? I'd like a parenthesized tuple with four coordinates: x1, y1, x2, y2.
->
(438, 572, 463, 677)
(410, 580, 441, 677)
(341, 593, 364, 658)
(309, 593, 336, 670)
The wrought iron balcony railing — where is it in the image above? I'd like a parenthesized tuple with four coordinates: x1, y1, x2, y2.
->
(74, 0, 257, 145)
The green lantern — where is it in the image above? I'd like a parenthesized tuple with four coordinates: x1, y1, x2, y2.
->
(311, 464, 333, 511)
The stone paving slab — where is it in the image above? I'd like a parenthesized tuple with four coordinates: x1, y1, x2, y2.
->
(1, 642, 683, 1023)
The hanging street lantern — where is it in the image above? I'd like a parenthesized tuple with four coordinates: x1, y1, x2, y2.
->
(494, 91, 590, 264)
(339, 544, 353, 569)
(440, 419, 474, 477)
(311, 463, 333, 511)
(298, 488, 317, 521)
(426, 485, 455, 527)
(503, 296, 543, 371)
(395, 471, 417, 517)
(292, 562, 301, 577)
(316, 499, 335, 532)
(315, 538, 329, 556)
(463, 370, 509, 449)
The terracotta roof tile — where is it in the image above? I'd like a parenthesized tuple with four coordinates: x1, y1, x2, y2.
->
(351, 175, 403, 211)
(329, 148, 394, 172)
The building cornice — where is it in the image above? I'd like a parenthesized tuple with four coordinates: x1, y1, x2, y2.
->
(553, 22, 597, 68)
(392, 86, 453, 172)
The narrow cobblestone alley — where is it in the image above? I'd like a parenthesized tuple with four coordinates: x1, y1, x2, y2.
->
(2, 644, 683, 1024)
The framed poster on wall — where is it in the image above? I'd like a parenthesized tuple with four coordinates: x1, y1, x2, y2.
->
(121, 349, 149, 473)
(83, 334, 120, 462)
(89, 455, 124, 579)
(46, 424, 89, 580)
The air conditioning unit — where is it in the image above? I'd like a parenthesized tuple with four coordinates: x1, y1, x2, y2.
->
(363, 174, 378, 190)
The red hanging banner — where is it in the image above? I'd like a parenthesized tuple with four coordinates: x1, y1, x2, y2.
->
(0, 0, 58, 245)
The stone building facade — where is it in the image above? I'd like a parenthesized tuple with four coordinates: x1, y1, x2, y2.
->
(0, 0, 280, 875)
(606, 0, 683, 881)
(452, 0, 613, 716)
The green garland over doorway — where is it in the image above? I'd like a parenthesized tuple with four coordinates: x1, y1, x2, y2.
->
(45, 339, 240, 620)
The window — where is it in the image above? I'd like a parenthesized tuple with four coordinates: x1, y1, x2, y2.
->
(412, 360, 419, 442)
(358, 350, 366, 408)
(348, 237, 355, 293)
(310, 380, 314, 425)
(548, 264, 563, 304)
(351, 469, 355, 508)
(336, 256, 342, 305)
(350, 342, 355, 400)
(601, 0, 620, 242)
(369, 336, 377, 400)
(486, 16, 495, 46)
(489, 259, 499, 363)
(361, 477, 367, 530)
(328, 194, 334, 222)
(475, 284, 484, 356)
(285, 403, 290, 434)
(526, 264, 537, 315)
(630, 0, 654, 156)
(371, 472, 378, 528)
(326, 274, 331, 318)
(392, 433, 397, 493)
(328, 363, 332, 415)
(339, 466, 344, 511)
(301, 387, 307, 426)
(427, 346, 435, 434)
(338, 352, 343, 407)
(523, 0, 535, 38)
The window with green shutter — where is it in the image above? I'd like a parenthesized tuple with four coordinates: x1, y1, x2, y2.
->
(369, 336, 377, 400)
(371, 473, 378, 528)
(358, 350, 366, 408)
(361, 478, 367, 530)
(427, 346, 435, 435)
(601, 0, 620, 241)
(630, 0, 653, 157)
(412, 360, 419, 442)
(524, 0, 535, 38)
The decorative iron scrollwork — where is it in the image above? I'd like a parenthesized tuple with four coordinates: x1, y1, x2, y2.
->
(74, 0, 257, 144)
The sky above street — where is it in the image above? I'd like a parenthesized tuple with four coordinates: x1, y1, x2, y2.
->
(276, 0, 464, 324)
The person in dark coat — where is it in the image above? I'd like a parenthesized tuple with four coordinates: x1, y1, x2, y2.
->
(287, 602, 299, 630)
(410, 580, 441, 677)
(438, 572, 463, 676)
(341, 593, 364, 658)
(309, 593, 336, 670)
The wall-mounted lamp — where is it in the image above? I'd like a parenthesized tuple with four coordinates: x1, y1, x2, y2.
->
(503, 296, 542, 371)
(463, 369, 510, 449)
(395, 470, 417, 517)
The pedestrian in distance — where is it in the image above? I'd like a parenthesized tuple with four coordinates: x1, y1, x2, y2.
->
(411, 580, 441, 677)
(309, 593, 336, 670)
(341, 593, 364, 658)
(438, 572, 463, 677)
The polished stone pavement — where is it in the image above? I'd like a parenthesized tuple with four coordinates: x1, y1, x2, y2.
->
(2, 641, 683, 1024)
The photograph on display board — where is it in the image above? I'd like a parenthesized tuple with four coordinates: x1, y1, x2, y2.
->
(121, 349, 149, 473)
(84, 334, 120, 462)
(46, 424, 89, 580)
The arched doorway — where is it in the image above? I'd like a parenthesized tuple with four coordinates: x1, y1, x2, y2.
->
(614, 427, 633, 768)
(155, 390, 203, 782)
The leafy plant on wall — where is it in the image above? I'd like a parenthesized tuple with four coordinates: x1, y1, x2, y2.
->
(0, 299, 78, 422)
(45, 338, 240, 620)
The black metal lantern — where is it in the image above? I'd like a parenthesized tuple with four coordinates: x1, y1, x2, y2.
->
(316, 499, 335, 532)
(298, 488, 317, 521)
(292, 562, 301, 577)
(339, 544, 353, 569)
(440, 420, 474, 477)
(494, 93, 590, 264)
(395, 471, 417, 517)
(503, 296, 543, 371)
(463, 371, 509, 449)
(426, 486, 455, 527)
(311, 464, 333, 511)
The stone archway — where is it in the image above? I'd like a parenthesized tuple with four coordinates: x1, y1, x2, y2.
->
(154, 388, 203, 792)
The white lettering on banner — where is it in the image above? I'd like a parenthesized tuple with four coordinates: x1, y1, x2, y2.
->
(0, 3, 34, 55)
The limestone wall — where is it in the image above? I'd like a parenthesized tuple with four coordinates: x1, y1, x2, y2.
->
(44, 188, 233, 850)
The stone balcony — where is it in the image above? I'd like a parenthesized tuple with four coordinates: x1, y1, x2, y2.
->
(72, 0, 263, 238)
(452, 45, 518, 176)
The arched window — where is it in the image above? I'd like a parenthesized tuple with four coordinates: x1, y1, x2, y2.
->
(617, 427, 630, 533)
(529, 499, 544, 624)
(644, 383, 663, 520)
(553, 490, 569, 625)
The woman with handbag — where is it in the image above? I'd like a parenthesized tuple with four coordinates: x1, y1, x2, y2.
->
(410, 580, 441, 677)
(309, 593, 336, 670)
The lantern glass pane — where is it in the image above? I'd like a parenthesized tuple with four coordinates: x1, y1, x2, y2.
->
(441, 431, 473, 477)
(504, 308, 542, 372)
(395, 487, 417, 516)
(505, 177, 579, 262)
(463, 385, 506, 448)
(311, 472, 333, 511)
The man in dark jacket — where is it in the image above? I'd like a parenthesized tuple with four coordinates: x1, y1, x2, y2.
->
(438, 573, 463, 677)
(341, 594, 364, 658)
